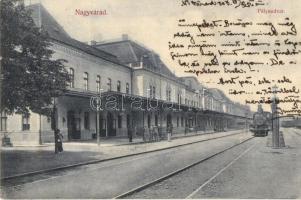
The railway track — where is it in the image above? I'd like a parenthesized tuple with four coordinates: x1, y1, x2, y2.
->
(1, 130, 245, 186)
(114, 136, 256, 199)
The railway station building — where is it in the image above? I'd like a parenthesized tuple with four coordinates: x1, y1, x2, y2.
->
(0, 4, 252, 145)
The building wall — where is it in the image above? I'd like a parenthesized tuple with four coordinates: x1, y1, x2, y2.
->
(132, 69, 201, 107)
(1, 112, 41, 145)
(51, 42, 132, 94)
(1, 42, 253, 145)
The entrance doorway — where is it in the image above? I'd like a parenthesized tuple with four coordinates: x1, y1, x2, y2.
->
(67, 111, 81, 140)
(107, 112, 116, 136)
(95, 113, 106, 137)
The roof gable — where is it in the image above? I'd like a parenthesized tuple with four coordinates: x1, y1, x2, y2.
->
(26, 4, 120, 64)
(94, 40, 176, 78)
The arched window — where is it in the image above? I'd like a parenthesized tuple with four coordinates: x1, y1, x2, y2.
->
(107, 78, 112, 91)
(149, 85, 153, 98)
(126, 83, 130, 94)
(117, 80, 121, 92)
(166, 85, 171, 101)
(177, 93, 181, 104)
(83, 72, 89, 90)
(96, 75, 101, 92)
(69, 68, 74, 88)
(153, 86, 156, 99)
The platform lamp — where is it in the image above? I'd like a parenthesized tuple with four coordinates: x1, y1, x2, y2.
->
(96, 89, 103, 146)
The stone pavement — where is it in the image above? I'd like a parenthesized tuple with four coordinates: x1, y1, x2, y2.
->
(193, 127, 301, 199)
(1, 130, 244, 178)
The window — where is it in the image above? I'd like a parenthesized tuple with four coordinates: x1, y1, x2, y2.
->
(126, 83, 130, 94)
(83, 72, 89, 90)
(177, 117, 179, 127)
(69, 68, 74, 88)
(107, 78, 112, 91)
(96, 75, 101, 93)
(149, 85, 152, 98)
(84, 112, 90, 130)
(117, 80, 121, 92)
(118, 115, 122, 128)
(153, 86, 156, 99)
(166, 87, 171, 101)
(22, 113, 30, 131)
(0, 111, 7, 131)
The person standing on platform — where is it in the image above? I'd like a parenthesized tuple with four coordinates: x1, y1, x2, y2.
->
(167, 123, 173, 142)
(128, 126, 133, 143)
(55, 129, 63, 153)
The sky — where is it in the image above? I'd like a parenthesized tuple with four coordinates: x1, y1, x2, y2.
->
(26, 0, 301, 112)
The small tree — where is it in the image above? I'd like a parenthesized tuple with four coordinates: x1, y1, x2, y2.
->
(1, 0, 70, 116)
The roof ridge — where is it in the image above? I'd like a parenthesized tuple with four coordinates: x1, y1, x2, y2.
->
(26, 3, 71, 38)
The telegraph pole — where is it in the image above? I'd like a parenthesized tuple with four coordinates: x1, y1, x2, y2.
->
(271, 85, 280, 148)
(97, 90, 102, 146)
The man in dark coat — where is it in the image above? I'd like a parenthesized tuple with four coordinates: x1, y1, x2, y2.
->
(55, 129, 63, 153)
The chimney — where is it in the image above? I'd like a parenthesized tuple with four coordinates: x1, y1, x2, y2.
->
(122, 34, 129, 41)
(90, 40, 97, 45)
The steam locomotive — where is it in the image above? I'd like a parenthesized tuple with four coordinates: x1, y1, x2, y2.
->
(250, 106, 271, 137)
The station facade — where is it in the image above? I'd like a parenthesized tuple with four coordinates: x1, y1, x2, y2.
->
(0, 4, 251, 145)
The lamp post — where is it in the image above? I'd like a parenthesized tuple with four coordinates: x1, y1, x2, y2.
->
(96, 96, 101, 146)
(92, 89, 102, 146)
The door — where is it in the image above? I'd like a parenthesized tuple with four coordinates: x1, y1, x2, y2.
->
(107, 112, 116, 136)
(100, 115, 106, 137)
(67, 111, 81, 140)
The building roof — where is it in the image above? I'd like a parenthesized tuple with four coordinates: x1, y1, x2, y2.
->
(26, 4, 120, 64)
(179, 76, 205, 91)
(208, 88, 231, 102)
(93, 40, 177, 78)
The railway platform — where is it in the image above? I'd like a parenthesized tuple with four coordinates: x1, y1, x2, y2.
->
(1, 129, 244, 179)
(2, 128, 300, 199)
